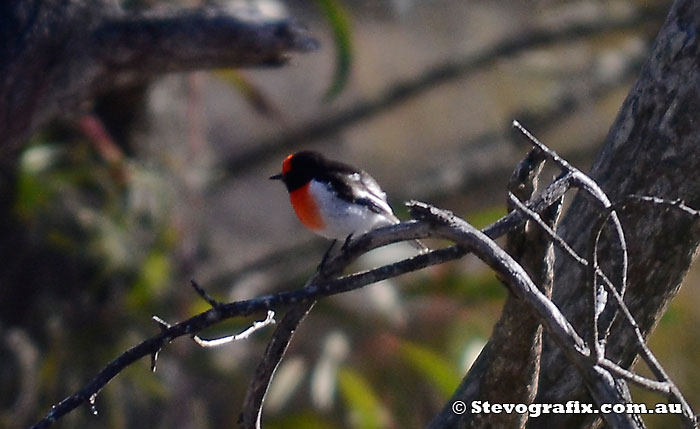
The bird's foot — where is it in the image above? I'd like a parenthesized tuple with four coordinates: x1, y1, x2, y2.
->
(341, 233, 354, 252)
(318, 239, 337, 274)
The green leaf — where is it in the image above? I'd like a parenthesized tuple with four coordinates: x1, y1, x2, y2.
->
(399, 340, 460, 398)
(338, 367, 387, 428)
(315, 0, 352, 101)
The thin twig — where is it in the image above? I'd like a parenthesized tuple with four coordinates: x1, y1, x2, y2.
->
(190, 280, 223, 309)
(625, 195, 700, 218)
(513, 120, 629, 346)
(597, 359, 672, 393)
(512, 120, 628, 293)
(150, 316, 171, 372)
(193, 311, 276, 348)
(588, 212, 610, 359)
(508, 192, 584, 265)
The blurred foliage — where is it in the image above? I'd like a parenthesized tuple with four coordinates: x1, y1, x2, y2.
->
(216, 70, 281, 119)
(337, 367, 388, 428)
(398, 340, 461, 399)
(15, 139, 177, 284)
(314, 0, 353, 101)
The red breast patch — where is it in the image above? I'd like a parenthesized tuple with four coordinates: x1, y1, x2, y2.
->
(289, 182, 325, 230)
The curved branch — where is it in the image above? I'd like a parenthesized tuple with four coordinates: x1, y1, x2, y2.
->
(27, 223, 451, 429)
(239, 302, 315, 429)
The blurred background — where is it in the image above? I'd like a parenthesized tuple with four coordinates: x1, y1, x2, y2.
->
(2, 0, 696, 427)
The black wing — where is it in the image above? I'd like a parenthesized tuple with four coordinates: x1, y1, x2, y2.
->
(321, 162, 398, 220)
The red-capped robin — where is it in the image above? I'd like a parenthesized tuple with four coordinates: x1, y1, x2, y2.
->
(270, 151, 426, 251)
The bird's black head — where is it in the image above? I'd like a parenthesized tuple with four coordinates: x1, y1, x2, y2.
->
(270, 151, 328, 192)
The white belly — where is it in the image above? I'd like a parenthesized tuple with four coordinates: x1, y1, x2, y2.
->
(309, 180, 398, 240)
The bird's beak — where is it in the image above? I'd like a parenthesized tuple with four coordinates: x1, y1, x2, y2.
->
(269, 173, 283, 180)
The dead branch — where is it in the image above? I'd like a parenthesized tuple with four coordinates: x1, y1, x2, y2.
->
(0, 1, 317, 155)
(193, 311, 276, 348)
(239, 302, 315, 429)
(436, 148, 556, 429)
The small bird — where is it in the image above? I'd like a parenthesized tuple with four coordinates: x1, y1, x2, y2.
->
(270, 151, 426, 251)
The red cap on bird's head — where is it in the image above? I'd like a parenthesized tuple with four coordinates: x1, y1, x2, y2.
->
(281, 153, 294, 174)
(269, 153, 297, 181)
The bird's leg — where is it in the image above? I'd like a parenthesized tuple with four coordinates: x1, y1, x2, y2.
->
(341, 233, 354, 252)
(318, 239, 337, 273)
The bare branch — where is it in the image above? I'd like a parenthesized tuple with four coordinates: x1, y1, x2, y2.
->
(507, 192, 620, 325)
(411, 201, 648, 429)
(512, 120, 628, 293)
(193, 311, 276, 348)
(409, 201, 586, 353)
(461, 147, 556, 429)
(239, 303, 314, 429)
(0, 1, 317, 153)
(190, 280, 224, 309)
(598, 359, 672, 393)
(23, 222, 453, 428)
(513, 119, 629, 343)
(511, 191, 698, 427)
